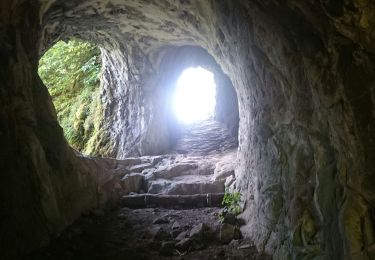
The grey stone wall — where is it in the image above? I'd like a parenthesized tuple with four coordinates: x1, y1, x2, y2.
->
(95, 44, 172, 158)
(0, 0, 374, 259)
(0, 2, 98, 258)
(91, 44, 239, 158)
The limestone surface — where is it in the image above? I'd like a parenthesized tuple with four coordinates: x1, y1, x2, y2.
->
(1, 0, 375, 259)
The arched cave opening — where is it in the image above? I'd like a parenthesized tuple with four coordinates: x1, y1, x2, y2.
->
(172, 66, 216, 125)
(168, 64, 239, 156)
(1, 1, 375, 259)
(147, 46, 240, 156)
(38, 39, 102, 156)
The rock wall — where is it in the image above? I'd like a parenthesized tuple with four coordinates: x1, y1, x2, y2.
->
(1, 0, 374, 259)
(218, 2, 375, 258)
(88, 44, 172, 158)
(43, 0, 375, 257)
(85, 44, 239, 158)
(0, 2, 99, 258)
(146, 45, 239, 147)
(215, 72, 239, 137)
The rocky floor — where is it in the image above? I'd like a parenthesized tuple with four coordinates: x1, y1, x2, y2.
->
(25, 207, 270, 260)
(26, 121, 270, 259)
(118, 120, 239, 207)
(173, 120, 238, 155)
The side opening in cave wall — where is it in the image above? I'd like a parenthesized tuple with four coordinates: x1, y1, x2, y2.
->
(38, 39, 102, 155)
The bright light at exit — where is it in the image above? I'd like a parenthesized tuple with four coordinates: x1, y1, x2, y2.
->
(173, 67, 216, 124)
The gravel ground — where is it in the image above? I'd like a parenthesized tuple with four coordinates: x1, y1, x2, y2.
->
(25, 207, 270, 260)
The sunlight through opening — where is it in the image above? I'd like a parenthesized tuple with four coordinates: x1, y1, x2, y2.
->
(173, 67, 216, 124)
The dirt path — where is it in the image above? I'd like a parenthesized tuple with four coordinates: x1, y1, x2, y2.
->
(26, 207, 270, 260)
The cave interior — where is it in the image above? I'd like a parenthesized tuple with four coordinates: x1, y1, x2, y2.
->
(1, 0, 375, 259)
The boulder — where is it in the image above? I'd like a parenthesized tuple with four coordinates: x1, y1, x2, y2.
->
(175, 238, 193, 251)
(214, 165, 234, 181)
(147, 163, 198, 181)
(148, 226, 171, 241)
(218, 224, 242, 244)
(171, 221, 181, 230)
(148, 179, 224, 195)
(222, 212, 237, 225)
(128, 163, 154, 173)
(225, 175, 235, 187)
(160, 241, 175, 256)
(175, 230, 188, 241)
(238, 244, 252, 250)
(189, 223, 210, 239)
(121, 173, 144, 194)
(213, 153, 236, 181)
(153, 216, 170, 224)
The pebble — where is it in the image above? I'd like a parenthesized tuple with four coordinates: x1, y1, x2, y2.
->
(153, 217, 170, 224)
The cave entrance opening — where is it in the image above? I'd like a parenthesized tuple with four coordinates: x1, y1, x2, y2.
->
(169, 61, 239, 155)
(172, 66, 216, 124)
(38, 39, 102, 155)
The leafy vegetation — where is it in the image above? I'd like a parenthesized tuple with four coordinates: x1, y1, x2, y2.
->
(38, 39, 102, 153)
(219, 190, 242, 222)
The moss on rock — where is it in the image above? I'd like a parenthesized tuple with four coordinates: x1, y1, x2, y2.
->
(38, 39, 102, 154)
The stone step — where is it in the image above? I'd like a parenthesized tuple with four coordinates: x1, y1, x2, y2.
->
(172, 120, 238, 155)
(145, 163, 199, 181)
(147, 177, 225, 195)
(120, 193, 224, 208)
(127, 162, 154, 173)
(145, 163, 213, 182)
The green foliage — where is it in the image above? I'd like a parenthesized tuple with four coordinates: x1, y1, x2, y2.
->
(219, 190, 242, 222)
(38, 39, 102, 153)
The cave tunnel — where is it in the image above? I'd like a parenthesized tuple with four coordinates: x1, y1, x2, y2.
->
(172, 66, 217, 124)
(1, 0, 375, 259)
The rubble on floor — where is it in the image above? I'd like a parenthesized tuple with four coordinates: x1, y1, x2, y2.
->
(26, 207, 270, 260)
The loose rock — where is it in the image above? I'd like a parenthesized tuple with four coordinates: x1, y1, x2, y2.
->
(153, 216, 170, 224)
(175, 230, 188, 241)
(121, 173, 144, 194)
(175, 238, 193, 251)
(219, 224, 242, 244)
(189, 223, 209, 239)
(160, 241, 175, 256)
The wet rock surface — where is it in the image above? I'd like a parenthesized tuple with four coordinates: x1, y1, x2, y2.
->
(26, 207, 270, 260)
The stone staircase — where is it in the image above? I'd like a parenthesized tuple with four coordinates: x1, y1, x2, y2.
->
(173, 119, 238, 155)
(119, 120, 238, 208)
(120, 193, 224, 208)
